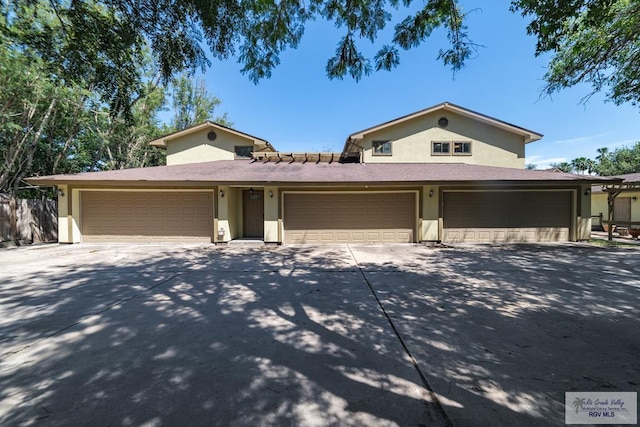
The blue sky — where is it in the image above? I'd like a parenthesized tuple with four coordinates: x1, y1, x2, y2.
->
(197, 1, 639, 169)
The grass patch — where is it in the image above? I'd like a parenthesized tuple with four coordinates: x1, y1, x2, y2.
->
(589, 238, 639, 248)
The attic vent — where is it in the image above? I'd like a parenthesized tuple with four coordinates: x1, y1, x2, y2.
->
(207, 131, 217, 141)
(438, 117, 449, 128)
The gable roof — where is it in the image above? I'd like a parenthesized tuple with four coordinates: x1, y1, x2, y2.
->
(345, 102, 543, 148)
(149, 121, 274, 150)
(27, 161, 618, 187)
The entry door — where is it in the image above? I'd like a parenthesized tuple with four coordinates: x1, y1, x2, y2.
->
(243, 190, 264, 237)
(613, 197, 631, 222)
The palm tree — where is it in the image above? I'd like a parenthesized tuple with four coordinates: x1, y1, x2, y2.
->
(595, 147, 612, 175)
(571, 157, 591, 174)
(572, 397, 586, 414)
(596, 147, 609, 162)
(550, 162, 573, 173)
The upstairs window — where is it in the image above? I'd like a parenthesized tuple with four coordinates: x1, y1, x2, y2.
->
(432, 142, 450, 155)
(432, 141, 472, 156)
(373, 141, 392, 156)
(453, 142, 471, 155)
(234, 145, 253, 159)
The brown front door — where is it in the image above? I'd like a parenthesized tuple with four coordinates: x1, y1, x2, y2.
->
(243, 189, 264, 237)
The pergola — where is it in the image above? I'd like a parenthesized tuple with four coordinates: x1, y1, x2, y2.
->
(601, 179, 640, 240)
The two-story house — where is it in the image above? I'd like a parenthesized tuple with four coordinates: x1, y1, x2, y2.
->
(27, 102, 612, 244)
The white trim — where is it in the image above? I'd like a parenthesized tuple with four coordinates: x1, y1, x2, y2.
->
(348, 102, 543, 144)
(149, 122, 270, 148)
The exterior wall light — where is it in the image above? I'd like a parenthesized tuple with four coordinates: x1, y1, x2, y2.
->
(633, 196, 638, 201)
(429, 189, 434, 198)
(584, 188, 591, 196)
(219, 189, 224, 198)
(249, 187, 254, 195)
(269, 190, 274, 198)
(57, 188, 65, 197)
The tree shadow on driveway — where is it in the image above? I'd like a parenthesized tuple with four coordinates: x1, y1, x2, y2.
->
(351, 244, 640, 426)
(0, 245, 447, 426)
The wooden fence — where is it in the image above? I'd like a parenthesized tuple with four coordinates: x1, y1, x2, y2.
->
(0, 194, 57, 244)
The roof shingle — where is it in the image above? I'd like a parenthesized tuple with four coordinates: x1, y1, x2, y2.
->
(26, 161, 619, 186)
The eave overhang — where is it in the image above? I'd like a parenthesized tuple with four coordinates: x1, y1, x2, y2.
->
(149, 121, 273, 150)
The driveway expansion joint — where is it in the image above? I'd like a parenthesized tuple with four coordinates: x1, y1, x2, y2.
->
(346, 245, 452, 426)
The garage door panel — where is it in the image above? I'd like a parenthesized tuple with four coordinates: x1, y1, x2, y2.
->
(443, 191, 571, 243)
(443, 227, 570, 243)
(82, 191, 213, 243)
(284, 193, 415, 244)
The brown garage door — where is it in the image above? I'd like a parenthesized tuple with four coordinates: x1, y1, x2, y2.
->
(82, 191, 213, 243)
(443, 191, 571, 243)
(284, 192, 415, 244)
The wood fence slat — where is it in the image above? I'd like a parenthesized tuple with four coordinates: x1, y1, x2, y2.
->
(0, 194, 57, 243)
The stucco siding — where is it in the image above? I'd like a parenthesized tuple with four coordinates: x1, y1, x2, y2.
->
(264, 186, 279, 243)
(71, 188, 81, 243)
(358, 111, 525, 168)
(217, 186, 231, 242)
(632, 193, 640, 221)
(228, 187, 241, 240)
(57, 185, 70, 243)
(591, 191, 640, 223)
(577, 185, 591, 240)
(421, 185, 439, 241)
(591, 193, 608, 221)
(166, 128, 257, 165)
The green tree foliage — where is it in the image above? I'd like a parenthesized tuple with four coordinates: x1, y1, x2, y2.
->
(7, 0, 474, 94)
(15, 0, 640, 105)
(512, 0, 640, 106)
(4, 1, 149, 117)
(7, 0, 640, 108)
(0, 28, 92, 192)
(549, 162, 574, 173)
(593, 143, 640, 175)
(6, 0, 640, 111)
(93, 80, 168, 171)
(171, 74, 231, 130)
(5, 0, 639, 191)
(570, 157, 596, 174)
(0, 2, 229, 194)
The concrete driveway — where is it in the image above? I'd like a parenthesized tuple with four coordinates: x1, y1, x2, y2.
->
(0, 243, 638, 426)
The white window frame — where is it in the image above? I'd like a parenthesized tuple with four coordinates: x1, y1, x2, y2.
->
(431, 141, 472, 156)
(372, 140, 392, 156)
